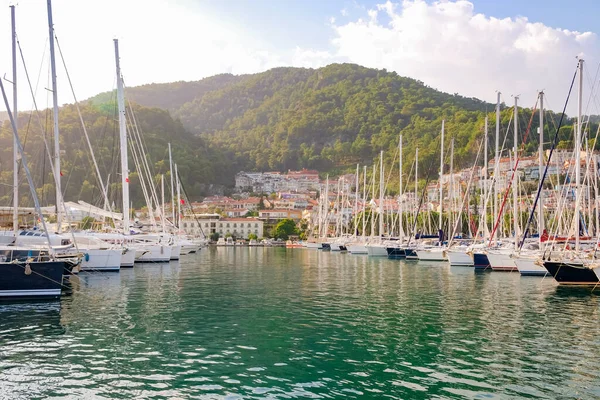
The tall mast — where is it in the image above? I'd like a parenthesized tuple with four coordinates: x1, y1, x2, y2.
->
(47, 0, 63, 233)
(439, 121, 444, 238)
(513, 96, 519, 249)
(371, 164, 375, 238)
(114, 39, 130, 235)
(449, 137, 454, 239)
(415, 147, 419, 230)
(575, 59, 584, 252)
(324, 175, 329, 238)
(399, 135, 404, 242)
(161, 174, 166, 233)
(483, 116, 488, 237)
(11, 5, 18, 233)
(169, 143, 175, 224)
(354, 164, 359, 236)
(494, 92, 501, 241)
(379, 151, 384, 237)
(362, 165, 366, 238)
(176, 164, 181, 229)
(538, 92, 544, 240)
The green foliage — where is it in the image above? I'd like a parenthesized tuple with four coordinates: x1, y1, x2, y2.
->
(95, 63, 586, 196)
(271, 218, 298, 240)
(80, 216, 96, 230)
(247, 233, 258, 240)
(210, 232, 220, 242)
(2, 63, 588, 212)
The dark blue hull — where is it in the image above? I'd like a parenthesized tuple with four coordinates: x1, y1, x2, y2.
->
(0, 261, 65, 299)
(543, 261, 599, 285)
(386, 247, 406, 259)
(473, 253, 491, 271)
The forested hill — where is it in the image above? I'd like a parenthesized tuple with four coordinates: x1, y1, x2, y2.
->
(85, 63, 577, 196)
(91, 63, 569, 189)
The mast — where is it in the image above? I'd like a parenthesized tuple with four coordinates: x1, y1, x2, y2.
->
(176, 164, 181, 229)
(362, 166, 366, 238)
(114, 39, 130, 235)
(494, 92, 501, 241)
(354, 164, 359, 236)
(0, 80, 54, 254)
(483, 116, 488, 238)
(575, 58, 584, 252)
(371, 164, 375, 238)
(379, 151, 384, 237)
(47, 0, 63, 233)
(399, 135, 404, 242)
(449, 138, 454, 239)
(11, 5, 18, 233)
(538, 92, 544, 240)
(324, 175, 329, 238)
(169, 143, 175, 225)
(439, 121, 444, 238)
(161, 175, 166, 233)
(513, 96, 519, 249)
(415, 147, 419, 232)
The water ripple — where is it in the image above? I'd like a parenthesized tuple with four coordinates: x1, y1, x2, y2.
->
(1, 249, 600, 398)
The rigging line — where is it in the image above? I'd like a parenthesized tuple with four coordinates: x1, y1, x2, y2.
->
(522, 65, 578, 253)
(54, 35, 114, 215)
(448, 138, 484, 247)
(489, 99, 538, 246)
(405, 139, 443, 246)
(126, 104, 161, 214)
(179, 178, 206, 239)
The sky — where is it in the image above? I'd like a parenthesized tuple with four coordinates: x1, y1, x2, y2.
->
(0, 0, 599, 115)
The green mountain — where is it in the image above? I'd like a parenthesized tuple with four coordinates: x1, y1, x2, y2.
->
(92, 63, 575, 188)
(2, 63, 581, 211)
(0, 102, 229, 209)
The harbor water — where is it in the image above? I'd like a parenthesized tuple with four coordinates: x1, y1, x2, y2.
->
(1, 247, 600, 399)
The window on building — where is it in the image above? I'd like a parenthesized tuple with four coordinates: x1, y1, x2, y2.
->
(226, 223, 230, 228)
(233, 223, 237, 228)
(255, 223, 258, 228)
(255, 229, 258, 234)
(183, 222, 187, 228)
(205, 223, 209, 227)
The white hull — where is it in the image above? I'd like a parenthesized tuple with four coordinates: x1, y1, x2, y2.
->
(446, 250, 473, 266)
(487, 251, 517, 271)
(180, 244, 198, 254)
(170, 245, 181, 260)
(347, 244, 368, 254)
(79, 248, 122, 272)
(304, 242, 322, 249)
(366, 244, 388, 257)
(0, 288, 61, 297)
(135, 245, 172, 263)
(514, 256, 547, 276)
(416, 249, 447, 261)
(121, 248, 136, 267)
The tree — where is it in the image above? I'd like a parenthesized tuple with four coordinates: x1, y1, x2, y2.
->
(271, 218, 298, 240)
(210, 232, 220, 242)
(248, 233, 258, 240)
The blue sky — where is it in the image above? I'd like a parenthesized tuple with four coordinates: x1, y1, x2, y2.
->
(199, 0, 599, 52)
(0, 0, 598, 113)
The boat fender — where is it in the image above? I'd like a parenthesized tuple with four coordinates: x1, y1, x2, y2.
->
(84, 253, 90, 262)
(24, 263, 32, 275)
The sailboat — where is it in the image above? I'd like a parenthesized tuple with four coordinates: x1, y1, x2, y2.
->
(0, 7, 77, 297)
(416, 121, 448, 262)
(542, 59, 600, 284)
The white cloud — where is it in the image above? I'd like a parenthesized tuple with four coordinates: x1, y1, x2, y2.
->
(327, 0, 599, 114)
(0, 0, 283, 107)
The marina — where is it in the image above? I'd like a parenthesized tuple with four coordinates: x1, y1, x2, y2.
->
(1, 247, 600, 399)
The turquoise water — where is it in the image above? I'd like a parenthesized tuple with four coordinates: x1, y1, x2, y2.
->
(1, 247, 600, 399)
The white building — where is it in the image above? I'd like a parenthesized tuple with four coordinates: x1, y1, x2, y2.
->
(181, 215, 264, 239)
